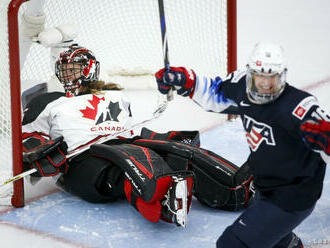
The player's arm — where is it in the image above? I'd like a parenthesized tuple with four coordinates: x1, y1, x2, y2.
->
(296, 98, 330, 162)
(20, 0, 78, 72)
(22, 92, 69, 176)
(300, 118, 330, 162)
(155, 67, 238, 114)
(23, 134, 68, 177)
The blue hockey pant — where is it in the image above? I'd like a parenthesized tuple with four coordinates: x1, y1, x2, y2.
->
(216, 193, 314, 248)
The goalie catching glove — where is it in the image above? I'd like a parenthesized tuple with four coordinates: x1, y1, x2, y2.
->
(23, 133, 68, 177)
(300, 119, 330, 155)
(155, 67, 196, 97)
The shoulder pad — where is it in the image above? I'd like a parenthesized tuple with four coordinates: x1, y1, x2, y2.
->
(22, 92, 65, 125)
(224, 69, 246, 83)
(292, 96, 318, 120)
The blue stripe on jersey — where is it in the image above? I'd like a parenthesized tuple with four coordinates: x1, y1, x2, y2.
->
(195, 76, 200, 92)
(209, 76, 231, 104)
(203, 76, 208, 95)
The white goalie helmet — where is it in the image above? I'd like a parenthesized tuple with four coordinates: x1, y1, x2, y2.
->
(246, 43, 287, 104)
(55, 44, 100, 97)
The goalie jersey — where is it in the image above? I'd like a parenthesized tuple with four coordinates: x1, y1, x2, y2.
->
(22, 90, 133, 152)
(192, 70, 329, 211)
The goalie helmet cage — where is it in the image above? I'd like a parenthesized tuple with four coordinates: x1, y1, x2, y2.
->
(1, 0, 237, 207)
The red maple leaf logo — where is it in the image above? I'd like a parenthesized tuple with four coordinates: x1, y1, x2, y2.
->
(80, 95, 105, 120)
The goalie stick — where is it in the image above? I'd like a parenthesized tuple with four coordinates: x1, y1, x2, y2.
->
(0, 100, 168, 187)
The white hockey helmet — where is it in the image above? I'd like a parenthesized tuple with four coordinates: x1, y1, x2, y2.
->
(55, 44, 100, 96)
(246, 43, 287, 104)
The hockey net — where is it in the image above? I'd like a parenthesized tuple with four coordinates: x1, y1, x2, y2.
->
(0, 0, 236, 207)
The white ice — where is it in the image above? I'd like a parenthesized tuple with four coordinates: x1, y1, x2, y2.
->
(1, 0, 330, 247)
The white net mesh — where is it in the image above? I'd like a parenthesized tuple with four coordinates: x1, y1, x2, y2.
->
(1, 0, 230, 206)
(20, 0, 228, 89)
(0, 0, 14, 205)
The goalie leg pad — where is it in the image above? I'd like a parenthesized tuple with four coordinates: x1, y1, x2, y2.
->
(140, 127, 200, 147)
(124, 177, 172, 223)
(90, 143, 194, 225)
(58, 152, 125, 203)
(134, 138, 254, 211)
(193, 154, 254, 211)
(91, 143, 174, 202)
(124, 173, 194, 226)
(133, 139, 193, 171)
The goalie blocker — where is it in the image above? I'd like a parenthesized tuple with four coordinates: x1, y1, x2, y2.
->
(22, 133, 68, 177)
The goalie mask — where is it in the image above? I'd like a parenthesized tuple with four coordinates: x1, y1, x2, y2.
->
(55, 44, 100, 97)
(246, 43, 287, 104)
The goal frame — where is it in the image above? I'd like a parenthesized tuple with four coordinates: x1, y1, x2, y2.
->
(6, 0, 237, 208)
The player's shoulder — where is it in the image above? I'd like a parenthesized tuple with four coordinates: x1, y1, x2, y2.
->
(25, 91, 65, 110)
(23, 91, 65, 125)
(103, 89, 130, 102)
(103, 89, 124, 96)
(277, 84, 318, 121)
(223, 69, 247, 84)
(220, 69, 247, 102)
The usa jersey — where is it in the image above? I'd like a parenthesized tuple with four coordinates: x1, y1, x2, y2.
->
(22, 90, 133, 152)
(192, 70, 329, 211)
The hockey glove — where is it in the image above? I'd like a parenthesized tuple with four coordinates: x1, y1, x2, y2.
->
(21, 12, 46, 38)
(23, 133, 68, 177)
(155, 67, 196, 97)
(300, 120, 330, 155)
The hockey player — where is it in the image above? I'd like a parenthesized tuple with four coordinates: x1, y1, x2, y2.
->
(155, 42, 330, 247)
(22, 45, 196, 227)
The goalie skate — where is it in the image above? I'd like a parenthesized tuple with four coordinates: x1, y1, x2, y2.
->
(161, 176, 188, 227)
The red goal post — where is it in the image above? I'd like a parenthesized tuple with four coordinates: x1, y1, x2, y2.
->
(1, 0, 237, 207)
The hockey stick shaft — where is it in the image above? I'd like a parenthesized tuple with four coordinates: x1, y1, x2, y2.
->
(158, 0, 174, 101)
(0, 169, 37, 187)
(0, 101, 168, 187)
